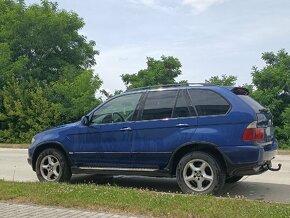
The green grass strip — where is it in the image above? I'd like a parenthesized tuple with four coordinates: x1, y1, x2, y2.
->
(0, 181, 289, 217)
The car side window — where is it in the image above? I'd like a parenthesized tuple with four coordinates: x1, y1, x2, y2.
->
(141, 90, 177, 121)
(91, 93, 142, 124)
(188, 89, 230, 116)
(173, 91, 192, 118)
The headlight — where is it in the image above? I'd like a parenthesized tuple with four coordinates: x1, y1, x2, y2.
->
(31, 137, 35, 144)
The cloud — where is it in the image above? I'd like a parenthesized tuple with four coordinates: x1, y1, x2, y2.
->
(128, 0, 156, 7)
(127, 0, 177, 14)
(182, 0, 225, 13)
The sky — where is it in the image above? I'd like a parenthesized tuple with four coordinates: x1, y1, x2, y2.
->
(25, 0, 290, 92)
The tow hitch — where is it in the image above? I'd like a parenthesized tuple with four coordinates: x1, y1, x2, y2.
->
(267, 162, 282, 171)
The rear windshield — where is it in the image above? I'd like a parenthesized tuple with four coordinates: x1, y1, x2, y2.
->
(238, 95, 264, 112)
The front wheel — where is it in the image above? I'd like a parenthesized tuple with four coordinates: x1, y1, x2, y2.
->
(176, 151, 225, 195)
(35, 148, 71, 182)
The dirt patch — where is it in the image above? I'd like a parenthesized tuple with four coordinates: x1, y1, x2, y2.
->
(0, 144, 29, 149)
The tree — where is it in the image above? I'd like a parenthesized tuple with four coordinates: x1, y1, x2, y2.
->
(51, 69, 102, 123)
(277, 108, 290, 148)
(205, 74, 237, 86)
(0, 79, 62, 143)
(0, 0, 97, 84)
(121, 56, 182, 89)
(251, 49, 290, 148)
(0, 0, 102, 142)
(100, 89, 123, 100)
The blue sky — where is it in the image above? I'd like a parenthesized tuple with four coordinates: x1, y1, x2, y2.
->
(26, 0, 290, 92)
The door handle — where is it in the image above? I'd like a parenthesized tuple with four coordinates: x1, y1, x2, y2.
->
(120, 127, 132, 131)
(176, 123, 189, 128)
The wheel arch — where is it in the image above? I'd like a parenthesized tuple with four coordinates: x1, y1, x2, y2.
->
(32, 141, 71, 171)
(167, 141, 229, 176)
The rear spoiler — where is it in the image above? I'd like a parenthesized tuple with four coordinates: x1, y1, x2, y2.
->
(231, 87, 249, 95)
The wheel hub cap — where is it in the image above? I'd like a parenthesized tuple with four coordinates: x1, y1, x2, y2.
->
(183, 159, 214, 192)
(40, 155, 61, 181)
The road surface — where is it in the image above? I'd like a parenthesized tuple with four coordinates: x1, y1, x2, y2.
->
(1, 148, 289, 203)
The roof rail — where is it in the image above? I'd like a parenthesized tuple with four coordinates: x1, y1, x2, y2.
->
(125, 83, 212, 92)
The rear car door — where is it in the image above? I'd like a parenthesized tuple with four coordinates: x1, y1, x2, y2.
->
(187, 88, 234, 147)
(131, 89, 198, 169)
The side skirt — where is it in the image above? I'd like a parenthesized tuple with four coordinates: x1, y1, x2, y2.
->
(71, 166, 171, 177)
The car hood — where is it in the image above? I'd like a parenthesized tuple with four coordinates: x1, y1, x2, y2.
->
(51, 121, 80, 130)
(33, 121, 80, 141)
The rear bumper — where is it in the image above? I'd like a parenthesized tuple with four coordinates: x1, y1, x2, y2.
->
(230, 161, 269, 176)
(221, 139, 278, 176)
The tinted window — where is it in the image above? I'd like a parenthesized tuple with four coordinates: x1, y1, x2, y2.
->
(173, 91, 191, 118)
(238, 95, 264, 112)
(189, 89, 230, 116)
(142, 90, 177, 121)
(92, 93, 142, 124)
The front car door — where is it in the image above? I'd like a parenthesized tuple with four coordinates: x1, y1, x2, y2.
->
(71, 92, 143, 167)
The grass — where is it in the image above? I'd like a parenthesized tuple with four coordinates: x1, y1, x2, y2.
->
(0, 143, 29, 149)
(0, 181, 289, 218)
(278, 149, 290, 155)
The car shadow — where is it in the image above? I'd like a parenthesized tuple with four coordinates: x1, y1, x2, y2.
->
(70, 174, 290, 203)
(222, 180, 290, 202)
(70, 174, 181, 193)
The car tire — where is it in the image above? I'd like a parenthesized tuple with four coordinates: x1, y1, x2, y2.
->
(226, 176, 243, 183)
(176, 151, 225, 195)
(35, 148, 71, 182)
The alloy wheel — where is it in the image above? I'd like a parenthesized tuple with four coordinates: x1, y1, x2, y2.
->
(40, 155, 61, 181)
(182, 159, 214, 192)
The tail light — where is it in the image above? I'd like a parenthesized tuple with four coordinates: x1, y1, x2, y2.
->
(242, 121, 264, 141)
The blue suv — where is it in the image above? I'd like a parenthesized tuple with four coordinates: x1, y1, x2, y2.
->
(28, 84, 280, 195)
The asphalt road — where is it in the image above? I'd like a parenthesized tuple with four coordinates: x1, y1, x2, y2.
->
(1, 148, 289, 203)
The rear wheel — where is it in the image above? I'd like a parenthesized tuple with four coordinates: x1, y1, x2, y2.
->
(176, 151, 225, 195)
(226, 176, 243, 183)
(35, 148, 71, 182)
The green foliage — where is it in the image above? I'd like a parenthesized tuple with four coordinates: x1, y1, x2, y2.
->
(121, 55, 182, 89)
(0, 0, 97, 83)
(0, 79, 62, 143)
(100, 89, 123, 100)
(205, 74, 237, 86)
(276, 107, 290, 149)
(51, 69, 102, 123)
(0, 0, 102, 143)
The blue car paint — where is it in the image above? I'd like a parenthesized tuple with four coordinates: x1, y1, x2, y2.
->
(28, 86, 278, 175)
(131, 116, 198, 168)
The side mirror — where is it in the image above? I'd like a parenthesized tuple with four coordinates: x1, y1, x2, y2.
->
(80, 116, 90, 126)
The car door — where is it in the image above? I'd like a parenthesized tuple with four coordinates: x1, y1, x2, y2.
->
(130, 89, 198, 169)
(72, 92, 143, 167)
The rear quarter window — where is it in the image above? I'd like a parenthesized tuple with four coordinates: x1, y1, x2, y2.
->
(188, 89, 230, 116)
(237, 95, 264, 112)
